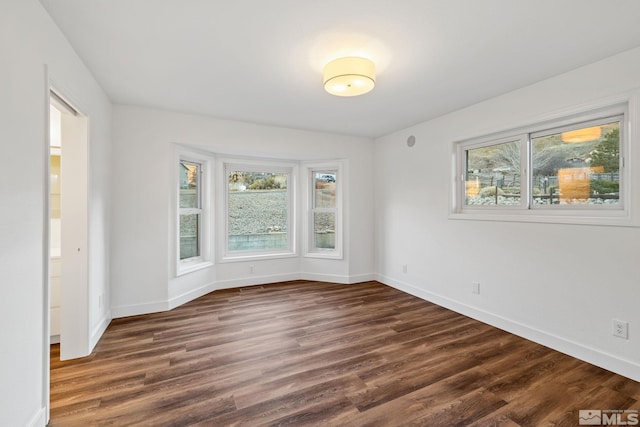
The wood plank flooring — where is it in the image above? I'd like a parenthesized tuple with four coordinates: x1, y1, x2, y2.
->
(49, 280, 640, 426)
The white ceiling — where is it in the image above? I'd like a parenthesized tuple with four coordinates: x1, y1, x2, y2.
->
(40, 0, 640, 138)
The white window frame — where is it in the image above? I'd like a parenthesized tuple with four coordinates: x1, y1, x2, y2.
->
(450, 93, 639, 227)
(218, 157, 297, 262)
(456, 133, 529, 211)
(175, 148, 213, 276)
(303, 161, 343, 259)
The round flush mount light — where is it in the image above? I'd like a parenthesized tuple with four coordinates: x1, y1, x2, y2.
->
(323, 57, 376, 97)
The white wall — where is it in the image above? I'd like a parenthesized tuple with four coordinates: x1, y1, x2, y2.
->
(6, 4, 637, 426)
(0, 1, 112, 425)
(111, 105, 374, 317)
(374, 47, 640, 381)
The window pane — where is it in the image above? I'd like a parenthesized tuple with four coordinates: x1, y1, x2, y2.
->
(314, 172, 336, 208)
(314, 212, 335, 249)
(465, 141, 521, 206)
(180, 161, 199, 208)
(228, 171, 288, 251)
(180, 214, 199, 259)
(532, 122, 620, 206)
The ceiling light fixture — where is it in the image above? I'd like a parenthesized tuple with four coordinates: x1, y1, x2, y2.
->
(561, 126, 602, 143)
(323, 57, 375, 97)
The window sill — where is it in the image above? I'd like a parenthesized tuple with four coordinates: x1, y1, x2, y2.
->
(449, 210, 637, 227)
(304, 251, 343, 260)
(176, 260, 213, 277)
(220, 251, 297, 263)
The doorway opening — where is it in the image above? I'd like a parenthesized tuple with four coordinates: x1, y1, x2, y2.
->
(48, 90, 89, 361)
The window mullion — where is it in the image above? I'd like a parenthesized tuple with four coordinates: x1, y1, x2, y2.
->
(453, 100, 629, 225)
(524, 133, 532, 210)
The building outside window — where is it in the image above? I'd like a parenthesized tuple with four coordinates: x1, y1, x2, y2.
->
(179, 160, 202, 259)
(311, 170, 337, 250)
(531, 120, 620, 207)
(452, 101, 630, 226)
(304, 162, 343, 258)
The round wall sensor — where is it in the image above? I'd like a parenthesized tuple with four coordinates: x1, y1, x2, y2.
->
(407, 135, 416, 147)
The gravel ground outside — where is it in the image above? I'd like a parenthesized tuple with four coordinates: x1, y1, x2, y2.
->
(182, 189, 335, 255)
(229, 190, 288, 234)
(228, 189, 336, 235)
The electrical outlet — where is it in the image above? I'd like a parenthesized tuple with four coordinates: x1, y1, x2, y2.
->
(402, 264, 408, 274)
(249, 265, 254, 274)
(472, 282, 480, 294)
(612, 319, 629, 339)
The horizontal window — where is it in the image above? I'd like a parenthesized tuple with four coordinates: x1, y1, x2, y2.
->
(452, 101, 634, 226)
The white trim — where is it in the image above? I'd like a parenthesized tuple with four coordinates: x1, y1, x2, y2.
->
(110, 299, 170, 319)
(302, 160, 344, 259)
(27, 406, 47, 427)
(111, 273, 374, 318)
(43, 69, 51, 427)
(168, 281, 218, 310)
(176, 260, 213, 276)
(219, 252, 298, 263)
(214, 272, 303, 290)
(90, 312, 111, 350)
(304, 272, 375, 284)
(173, 146, 214, 277)
(218, 157, 298, 261)
(377, 273, 640, 382)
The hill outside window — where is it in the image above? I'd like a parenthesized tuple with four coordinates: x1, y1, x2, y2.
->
(452, 102, 633, 226)
(222, 160, 296, 260)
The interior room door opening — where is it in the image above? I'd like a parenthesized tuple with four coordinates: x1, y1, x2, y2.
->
(48, 90, 90, 361)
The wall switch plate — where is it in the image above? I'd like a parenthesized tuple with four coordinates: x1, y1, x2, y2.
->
(612, 319, 629, 339)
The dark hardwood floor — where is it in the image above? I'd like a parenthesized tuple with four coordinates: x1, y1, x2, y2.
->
(49, 280, 640, 426)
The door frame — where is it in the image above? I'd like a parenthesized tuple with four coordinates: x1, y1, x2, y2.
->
(44, 81, 91, 422)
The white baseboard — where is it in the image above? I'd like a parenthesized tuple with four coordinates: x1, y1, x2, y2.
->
(346, 273, 377, 284)
(214, 272, 302, 290)
(302, 272, 351, 284)
(111, 300, 169, 319)
(90, 312, 111, 350)
(302, 272, 376, 284)
(168, 282, 218, 310)
(377, 273, 640, 383)
(27, 406, 47, 427)
(110, 272, 373, 319)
